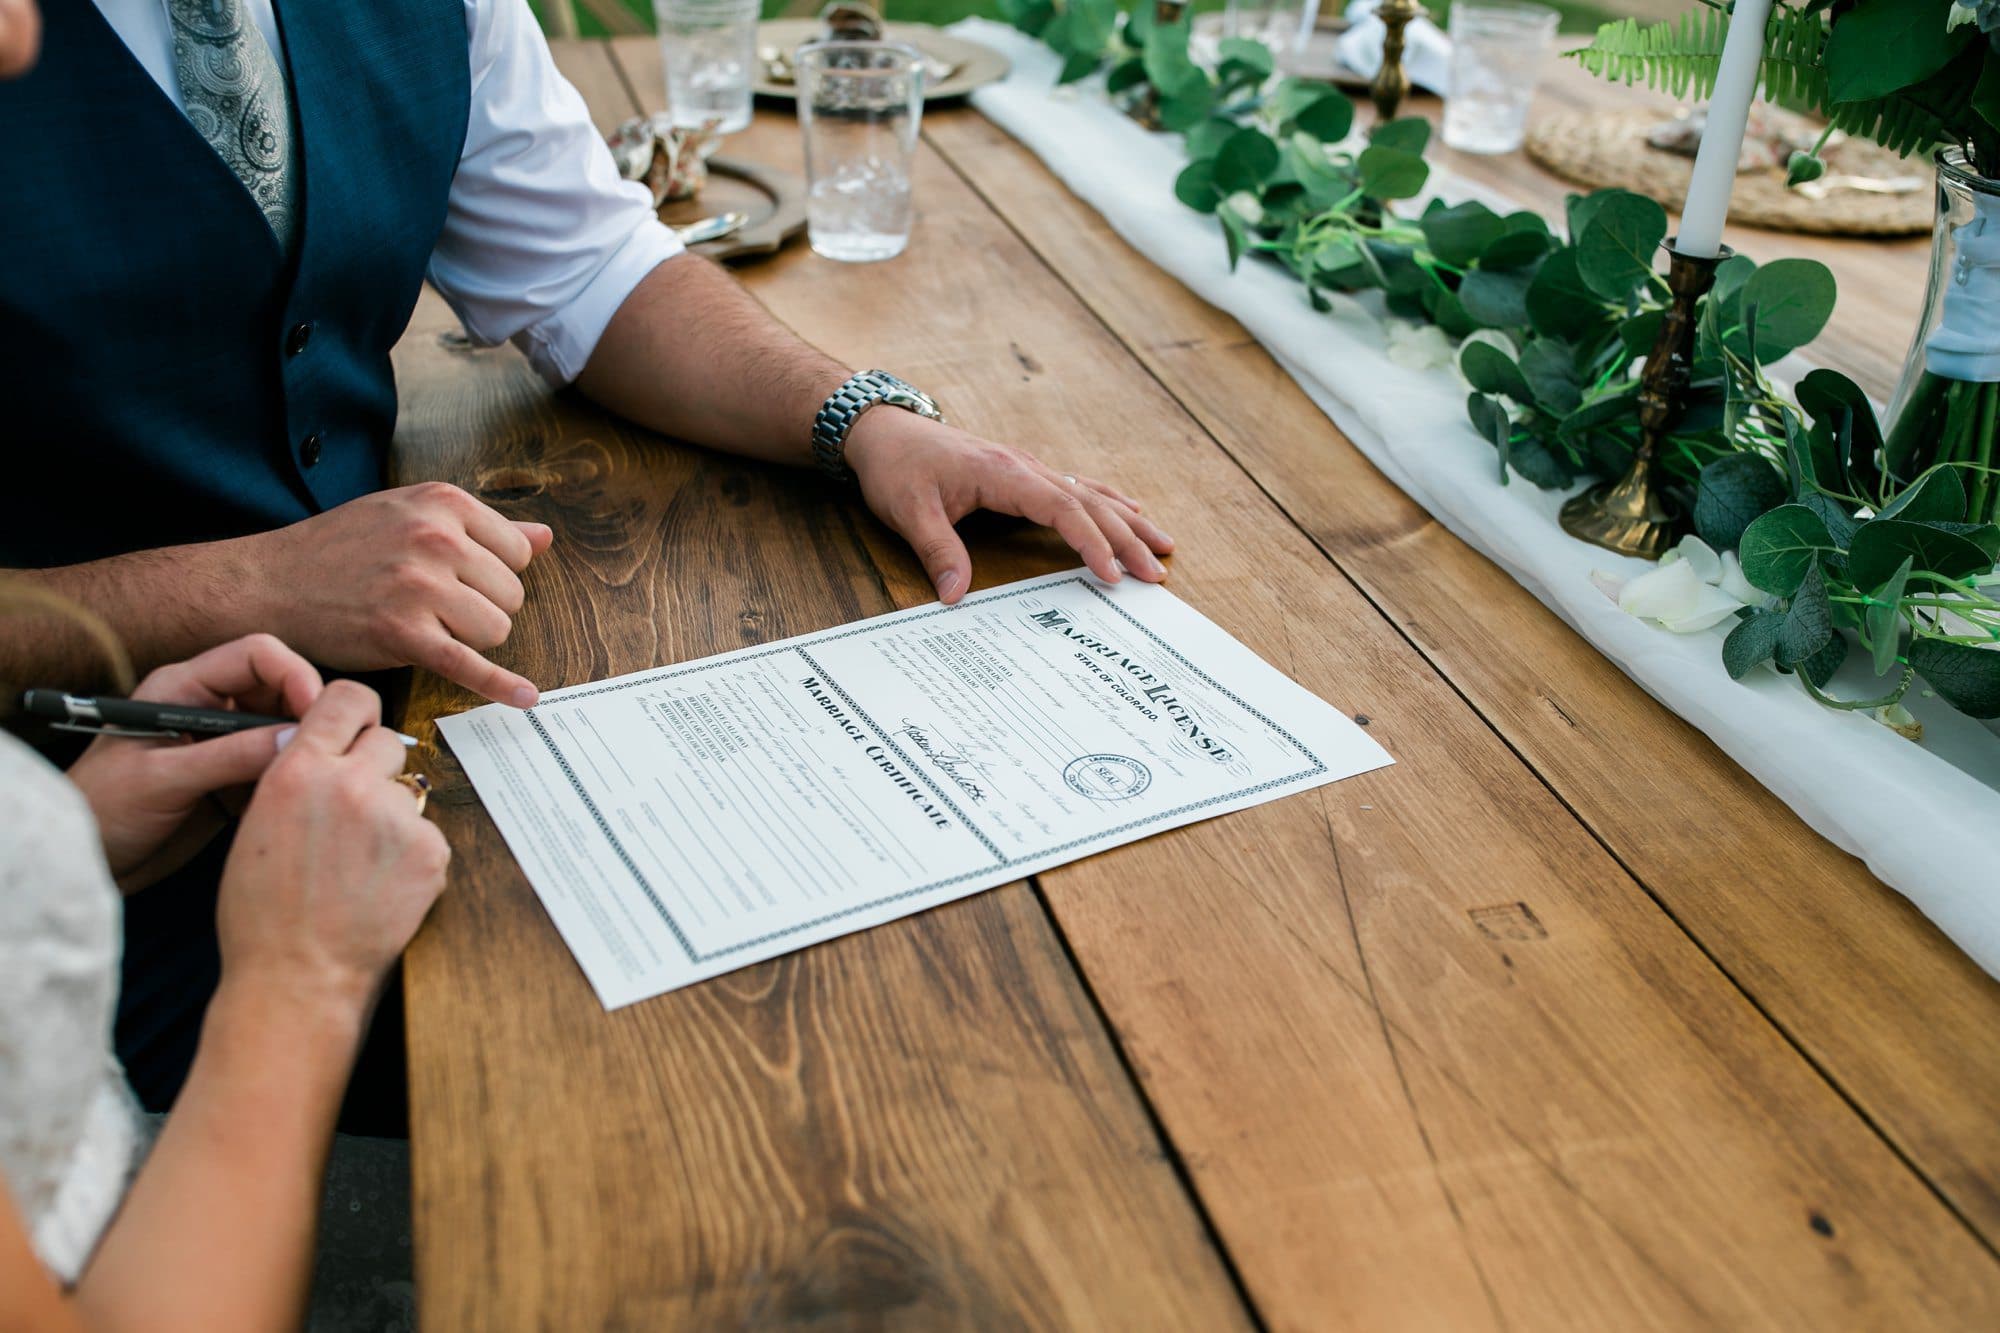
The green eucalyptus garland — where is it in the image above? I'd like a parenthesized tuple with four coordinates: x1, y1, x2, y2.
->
(1001, 0, 2000, 720)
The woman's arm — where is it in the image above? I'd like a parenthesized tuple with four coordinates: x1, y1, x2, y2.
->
(7, 672, 447, 1331)
(68, 982, 364, 1332)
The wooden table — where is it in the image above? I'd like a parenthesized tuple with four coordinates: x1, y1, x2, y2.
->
(392, 45, 2000, 1330)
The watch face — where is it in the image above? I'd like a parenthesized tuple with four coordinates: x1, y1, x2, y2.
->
(880, 385, 941, 418)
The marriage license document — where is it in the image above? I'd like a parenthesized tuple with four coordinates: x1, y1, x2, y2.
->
(439, 571, 1393, 1008)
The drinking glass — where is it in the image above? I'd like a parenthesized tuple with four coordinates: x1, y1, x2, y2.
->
(1222, 0, 1322, 64)
(796, 42, 924, 263)
(1441, 2, 1559, 156)
(654, 0, 759, 140)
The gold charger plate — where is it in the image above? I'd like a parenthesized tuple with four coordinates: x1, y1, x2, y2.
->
(662, 157, 805, 262)
(753, 20, 1011, 102)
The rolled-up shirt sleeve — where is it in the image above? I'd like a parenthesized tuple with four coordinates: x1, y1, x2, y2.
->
(427, 0, 685, 386)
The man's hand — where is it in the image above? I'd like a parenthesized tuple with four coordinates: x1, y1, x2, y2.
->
(0, 0, 39, 79)
(845, 409, 1174, 604)
(248, 483, 553, 706)
(66, 634, 322, 892)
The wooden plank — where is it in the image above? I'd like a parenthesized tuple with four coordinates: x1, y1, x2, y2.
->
(920, 71, 2000, 1275)
(394, 49, 1255, 1332)
(602, 37, 2000, 1326)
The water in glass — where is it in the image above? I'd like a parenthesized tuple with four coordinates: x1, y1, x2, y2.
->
(1441, 2, 1559, 156)
(655, 0, 758, 138)
(798, 42, 923, 263)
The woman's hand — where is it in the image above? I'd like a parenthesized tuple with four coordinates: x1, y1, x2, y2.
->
(844, 410, 1175, 604)
(216, 680, 450, 1015)
(66, 634, 322, 893)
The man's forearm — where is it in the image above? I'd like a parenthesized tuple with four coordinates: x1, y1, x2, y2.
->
(575, 252, 850, 466)
(1, 541, 261, 688)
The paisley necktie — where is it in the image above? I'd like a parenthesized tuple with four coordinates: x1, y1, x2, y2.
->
(165, 0, 299, 250)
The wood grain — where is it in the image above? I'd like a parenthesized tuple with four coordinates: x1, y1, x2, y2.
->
(388, 30, 2000, 1329)
(392, 53, 1253, 1333)
(606, 37, 2000, 1329)
(921, 49, 2000, 1278)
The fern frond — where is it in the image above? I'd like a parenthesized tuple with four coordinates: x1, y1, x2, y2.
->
(1569, 6, 1953, 161)
(1567, 8, 1828, 104)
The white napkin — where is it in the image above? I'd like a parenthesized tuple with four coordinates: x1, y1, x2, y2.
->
(1335, 0, 1453, 95)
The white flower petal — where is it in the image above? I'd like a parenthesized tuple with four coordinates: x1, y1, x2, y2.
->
(1618, 559, 1705, 622)
(1589, 569, 1626, 602)
(1661, 583, 1746, 633)
(1876, 702, 1924, 741)
(1716, 550, 1767, 606)
(1387, 321, 1456, 371)
(1675, 535, 1723, 584)
(1223, 191, 1264, 225)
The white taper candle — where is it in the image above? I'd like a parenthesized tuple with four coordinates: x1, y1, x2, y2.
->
(1676, 0, 1774, 257)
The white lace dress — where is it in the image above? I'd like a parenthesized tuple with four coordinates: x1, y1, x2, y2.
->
(0, 731, 148, 1283)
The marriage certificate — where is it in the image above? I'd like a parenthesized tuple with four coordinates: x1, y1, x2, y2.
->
(439, 571, 1393, 1008)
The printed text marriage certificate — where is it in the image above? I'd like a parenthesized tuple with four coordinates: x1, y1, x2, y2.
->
(439, 571, 1393, 1008)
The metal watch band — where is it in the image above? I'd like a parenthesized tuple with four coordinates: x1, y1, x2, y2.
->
(811, 370, 943, 480)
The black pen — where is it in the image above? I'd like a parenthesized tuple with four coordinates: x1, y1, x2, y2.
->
(20, 689, 419, 747)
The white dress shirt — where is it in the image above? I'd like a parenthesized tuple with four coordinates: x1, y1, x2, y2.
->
(91, 0, 682, 385)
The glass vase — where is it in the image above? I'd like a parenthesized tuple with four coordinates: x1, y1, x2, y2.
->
(1885, 148, 2000, 525)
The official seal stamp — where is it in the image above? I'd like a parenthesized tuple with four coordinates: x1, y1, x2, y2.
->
(1063, 754, 1152, 800)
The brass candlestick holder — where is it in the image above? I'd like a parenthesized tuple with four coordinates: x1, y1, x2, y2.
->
(1370, 0, 1425, 123)
(1558, 240, 1730, 559)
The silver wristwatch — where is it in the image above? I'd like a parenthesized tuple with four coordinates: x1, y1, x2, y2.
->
(811, 370, 944, 480)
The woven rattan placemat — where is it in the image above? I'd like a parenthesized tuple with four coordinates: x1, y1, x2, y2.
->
(1525, 108, 1933, 237)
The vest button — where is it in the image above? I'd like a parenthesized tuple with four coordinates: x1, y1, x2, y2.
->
(300, 433, 323, 467)
(286, 322, 314, 357)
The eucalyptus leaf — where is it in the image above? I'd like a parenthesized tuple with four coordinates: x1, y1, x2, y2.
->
(1575, 193, 1667, 301)
(1184, 117, 1238, 162)
(1174, 159, 1221, 212)
(1216, 36, 1274, 81)
(1370, 116, 1431, 154)
(1739, 504, 1838, 597)
(1294, 93, 1356, 144)
(1213, 128, 1280, 193)
(1875, 466, 1968, 524)
(1797, 631, 1848, 689)
(1723, 610, 1783, 679)
(1773, 561, 1834, 669)
(1506, 432, 1576, 488)
(1479, 230, 1552, 272)
(1847, 518, 1997, 590)
(1866, 555, 1913, 676)
(1695, 453, 1789, 551)
(1420, 201, 1506, 269)
(1219, 206, 1251, 270)
(1796, 490, 1862, 551)
(1525, 248, 1601, 340)
(1518, 338, 1583, 415)
(1357, 145, 1428, 199)
(1731, 259, 1837, 363)
(1910, 638, 2000, 718)
(1457, 266, 1534, 329)
(1461, 342, 1533, 401)
(1619, 309, 1663, 360)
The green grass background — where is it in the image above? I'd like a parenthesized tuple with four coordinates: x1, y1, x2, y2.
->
(540, 0, 1620, 37)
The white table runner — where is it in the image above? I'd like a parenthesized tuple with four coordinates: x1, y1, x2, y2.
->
(951, 18, 2000, 976)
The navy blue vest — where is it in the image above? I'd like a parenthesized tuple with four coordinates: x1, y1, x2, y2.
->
(0, 0, 470, 567)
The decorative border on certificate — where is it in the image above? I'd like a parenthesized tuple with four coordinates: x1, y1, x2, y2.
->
(524, 578, 1329, 963)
